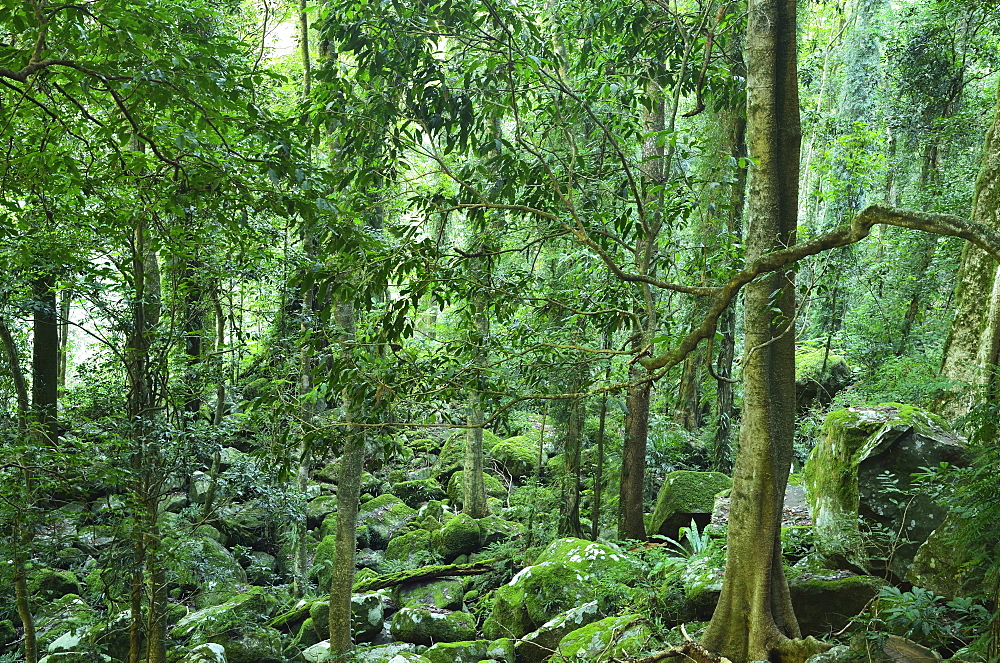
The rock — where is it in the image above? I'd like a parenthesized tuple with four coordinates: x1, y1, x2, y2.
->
(396, 578, 464, 610)
(789, 573, 885, 636)
(306, 494, 338, 529)
(311, 534, 337, 587)
(432, 431, 502, 482)
(76, 525, 115, 553)
(532, 537, 628, 576)
(515, 601, 604, 663)
(805, 645, 857, 663)
(29, 568, 83, 600)
(159, 491, 189, 514)
(308, 593, 384, 643)
(336, 642, 419, 662)
(796, 348, 852, 411)
(447, 471, 507, 507)
(389, 607, 477, 645)
(483, 562, 595, 639)
(384, 529, 436, 567)
(477, 516, 522, 548)
(182, 643, 228, 663)
(424, 640, 514, 663)
(170, 589, 282, 663)
(217, 505, 269, 550)
(392, 479, 448, 508)
(648, 471, 732, 541)
(358, 495, 418, 550)
(804, 405, 966, 579)
(165, 535, 247, 606)
(244, 551, 278, 585)
(438, 513, 482, 560)
(190, 471, 214, 504)
(906, 514, 985, 600)
(555, 615, 662, 660)
(490, 436, 540, 479)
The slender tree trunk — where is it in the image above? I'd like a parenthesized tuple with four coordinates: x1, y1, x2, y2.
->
(559, 364, 586, 539)
(702, 0, 805, 656)
(620, 363, 650, 540)
(32, 272, 58, 442)
(463, 302, 489, 519)
(328, 302, 366, 657)
(57, 286, 72, 394)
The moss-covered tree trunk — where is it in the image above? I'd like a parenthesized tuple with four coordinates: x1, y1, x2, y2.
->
(328, 301, 366, 656)
(463, 301, 490, 519)
(31, 270, 58, 443)
(559, 366, 586, 539)
(701, 0, 804, 656)
(939, 81, 1000, 409)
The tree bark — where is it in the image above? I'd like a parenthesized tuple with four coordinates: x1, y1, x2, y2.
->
(328, 301, 366, 656)
(32, 272, 58, 442)
(463, 302, 490, 519)
(559, 369, 586, 539)
(620, 362, 650, 540)
(701, 0, 802, 655)
(938, 80, 1000, 410)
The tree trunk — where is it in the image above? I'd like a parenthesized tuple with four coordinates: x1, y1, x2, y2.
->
(328, 301, 366, 656)
(57, 286, 72, 394)
(702, 0, 803, 656)
(559, 370, 586, 539)
(938, 80, 1000, 410)
(32, 272, 58, 442)
(619, 362, 650, 540)
(463, 303, 489, 519)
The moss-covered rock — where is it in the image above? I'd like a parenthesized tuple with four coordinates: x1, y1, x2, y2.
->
(180, 642, 228, 663)
(795, 347, 852, 410)
(789, 574, 885, 636)
(307, 592, 383, 643)
(438, 513, 482, 560)
(163, 534, 247, 605)
(648, 471, 732, 541)
(477, 516, 522, 548)
(516, 601, 604, 663)
(390, 606, 477, 645)
(447, 471, 507, 507)
(423, 639, 513, 663)
(906, 514, 986, 600)
(432, 431, 503, 482)
(555, 615, 663, 660)
(385, 528, 437, 567)
(491, 436, 540, 479)
(28, 568, 83, 600)
(170, 589, 283, 663)
(804, 404, 966, 578)
(396, 578, 464, 610)
(482, 562, 594, 640)
(306, 494, 338, 529)
(309, 534, 337, 588)
(358, 494, 418, 550)
(393, 478, 448, 508)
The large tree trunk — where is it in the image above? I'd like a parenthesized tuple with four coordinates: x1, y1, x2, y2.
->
(701, 0, 804, 656)
(32, 271, 59, 443)
(938, 81, 1000, 410)
(619, 363, 650, 540)
(328, 301, 366, 656)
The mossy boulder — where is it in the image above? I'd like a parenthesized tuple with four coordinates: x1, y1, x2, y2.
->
(491, 436, 540, 479)
(163, 535, 247, 607)
(447, 471, 507, 507)
(433, 430, 503, 481)
(180, 643, 228, 663)
(358, 494, 418, 550)
(648, 471, 732, 541)
(389, 606, 477, 645)
(438, 513, 482, 560)
(28, 568, 83, 600)
(482, 562, 594, 639)
(789, 573, 885, 636)
(170, 589, 283, 663)
(396, 578, 465, 610)
(310, 534, 337, 587)
(477, 516, 522, 548)
(306, 494, 338, 529)
(516, 601, 604, 663)
(307, 592, 383, 643)
(804, 404, 966, 578)
(555, 615, 662, 660)
(393, 478, 448, 508)
(533, 537, 628, 576)
(384, 528, 436, 567)
(795, 347, 852, 410)
(424, 639, 514, 663)
(906, 514, 985, 600)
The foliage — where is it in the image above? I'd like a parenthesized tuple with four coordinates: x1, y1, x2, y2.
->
(860, 585, 989, 651)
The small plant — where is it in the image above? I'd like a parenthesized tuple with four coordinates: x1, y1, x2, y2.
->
(863, 585, 989, 651)
(654, 519, 708, 559)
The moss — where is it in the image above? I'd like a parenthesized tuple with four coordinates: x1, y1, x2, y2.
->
(439, 513, 482, 560)
(491, 436, 540, 479)
(433, 430, 502, 481)
(385, 528, 435, 566)
(648, 471, 732, 539)
(28, 568, 82, 600)
(358, 494, 417, 549)
(556, 615, 662, 660)
(396, 578, 465, 610)
(447, 471, 507, 506)
(484, 562, 594, 639)
(532, 538, 627, 576)
(390, 607, 477, 645)
(310, 534, 337, 587)
(392, 478, 448, 508)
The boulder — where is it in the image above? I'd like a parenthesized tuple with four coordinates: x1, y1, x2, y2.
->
(384, 529, 436, 568)
(164, 535, 247, 607)
(804, 404, 965, 578)
(389, 606, 477, 645)
(490, 436, 540, 479)
(306, 494, 338, 529)
(311, 534, 337, 587)
(796, 348, 852, 410)
(789, 573, 885, 636)
(533, 537, 628, 576)
(515, 601, 604, 663)
(432, 430, 502, 481)
(170, 589, 282, 663)
(307, 592, 384, 643)
(555, 615, 663, 660)
(182, 643, 228, 663)
(392, 479, 448, 508)
(28, 568, 83, 600)
(483, 562, 594, 639)
(424, 640, 514, 663)
(396, 578, 464, 610)
(906, 514, 985, 600)
(437, 513, 482, 560)
(648, 471, 732, 541)
(358, 495, 417, 550)
(477, 516, 522, 548)
(447, 471, 507, 507)
(189, 471, 214, 505)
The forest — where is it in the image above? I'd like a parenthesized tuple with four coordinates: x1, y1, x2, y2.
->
(1, 0, 1000, 661)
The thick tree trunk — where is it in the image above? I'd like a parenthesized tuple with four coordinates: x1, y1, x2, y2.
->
(702, 0, 803, 656)
(939, 81, 1000, 410)
(328, 301, 366, 656)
